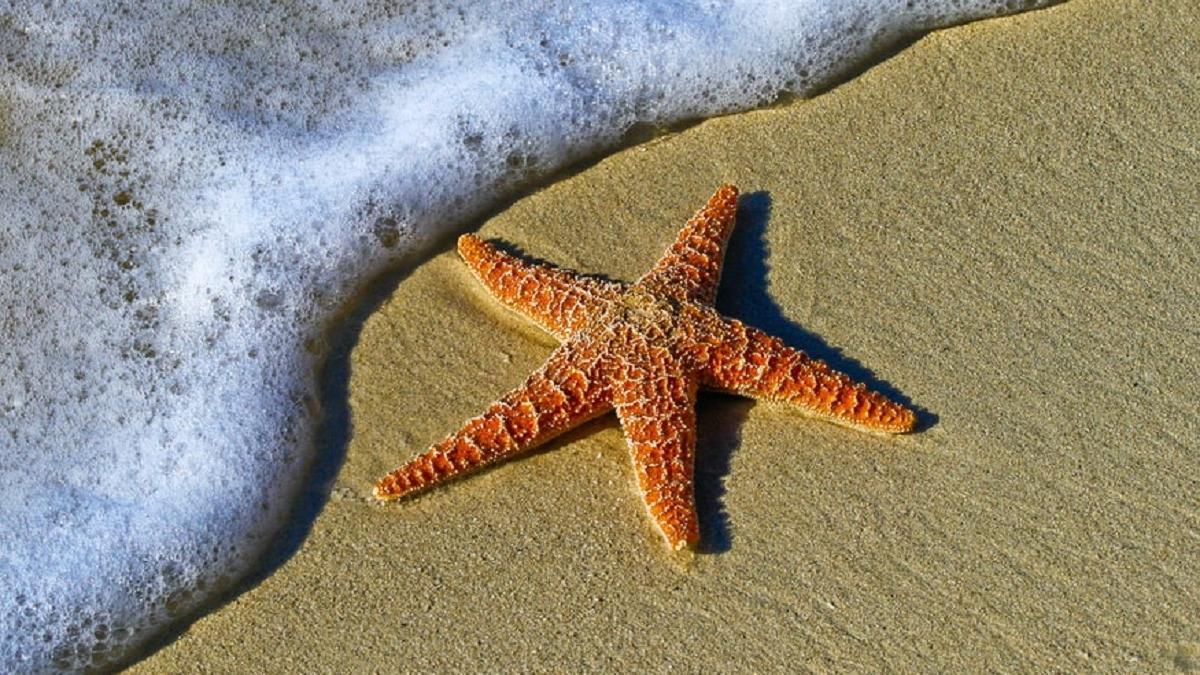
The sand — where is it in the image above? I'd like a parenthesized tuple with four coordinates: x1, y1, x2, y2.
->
(133, 0, 1200, 671)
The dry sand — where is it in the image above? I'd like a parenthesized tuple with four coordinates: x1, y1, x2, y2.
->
(134, 0, 1200, 670)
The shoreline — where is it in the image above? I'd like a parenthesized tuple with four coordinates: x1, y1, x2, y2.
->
(135, 0, 1200, 670)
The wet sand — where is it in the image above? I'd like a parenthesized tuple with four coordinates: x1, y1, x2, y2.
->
(134, 0, 1200, 670)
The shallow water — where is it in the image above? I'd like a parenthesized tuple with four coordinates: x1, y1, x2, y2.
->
(0, 0, 1050, 670)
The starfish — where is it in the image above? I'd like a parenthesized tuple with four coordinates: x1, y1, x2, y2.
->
(375, 185, 916, 550)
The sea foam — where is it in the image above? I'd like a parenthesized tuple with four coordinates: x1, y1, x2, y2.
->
(0, 1, 1049, 670)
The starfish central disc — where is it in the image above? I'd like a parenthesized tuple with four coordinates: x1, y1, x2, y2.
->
(375, 185, 916, 551)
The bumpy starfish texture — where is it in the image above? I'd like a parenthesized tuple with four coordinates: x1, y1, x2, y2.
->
(375, 185, 916, 550)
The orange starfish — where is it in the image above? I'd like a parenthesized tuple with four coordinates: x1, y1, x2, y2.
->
(375, 185, 916, 550)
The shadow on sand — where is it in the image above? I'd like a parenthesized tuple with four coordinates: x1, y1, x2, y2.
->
(697, 191, 932, 553)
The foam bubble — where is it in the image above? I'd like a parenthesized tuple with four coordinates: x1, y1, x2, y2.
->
(0, 0, 1050, 669)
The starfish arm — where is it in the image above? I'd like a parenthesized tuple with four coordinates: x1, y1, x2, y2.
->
(694, 318, 917, 433)
(458, 234, 625, 340)
(636, 184, 739, 306)
(375, 339, 612, 500)
(612, 361, 701, 551)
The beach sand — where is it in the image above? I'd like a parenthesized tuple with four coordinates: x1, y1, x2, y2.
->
(134, 0, 1199, 670)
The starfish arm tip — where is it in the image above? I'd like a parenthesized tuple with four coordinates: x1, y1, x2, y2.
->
(373, 480, 400, 501)
(672, 537, 698, 552)
(835, 403, 918, 435)
(457, 232, 482, 253)
(882, 405, 918, 434)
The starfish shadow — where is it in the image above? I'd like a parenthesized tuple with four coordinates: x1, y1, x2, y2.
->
(694, 394, 750, 553)
(691, 192, 934, 555)
(717, 191, 933, 428)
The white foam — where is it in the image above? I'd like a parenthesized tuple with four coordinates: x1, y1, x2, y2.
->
(0, 0, 1050, 669)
